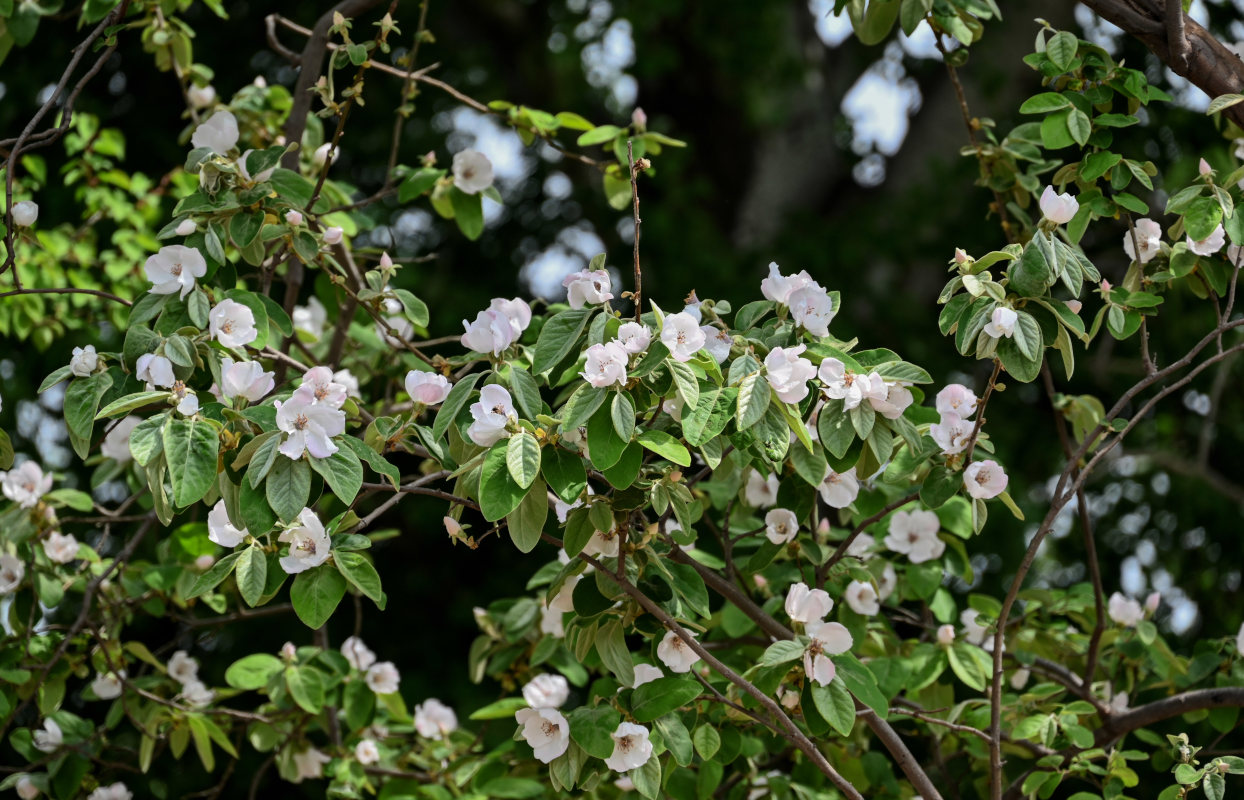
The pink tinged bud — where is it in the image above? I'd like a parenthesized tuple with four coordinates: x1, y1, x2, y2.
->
(1067, 300, 1083, 314)
(194, 554, 216, 570)
(817, 518, 831, 534)
(631, 107, 647, 130)
(1100, 280, 1112, 292)
(323, 227, 344, 245)
(380, 252, 394, 269)
(937, 624, 956, 645)
(281, 642, 297, 659)
(444, 516, 463, 537)
(175, 218, 196, 236)
(1039, 185, 1079, 224)
(285, 210, 303, 226)
(1200, 158, 1213, 175)
(1145, 592, 1161, 613)
(954, 247, 969, 264)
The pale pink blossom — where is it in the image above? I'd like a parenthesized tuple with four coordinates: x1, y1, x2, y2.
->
(1108, 592, 1144, 627)
(818, 358, 865, 409)
(341, 637, 376, 671)
(207, 500, 247, 548)
(296, 366, 349, 409)
(935, 384, 978, 419)
(1039, 185, 1078, 224)
(43, 531, 79, 564)
(745, 471, 779, 507)
(489, 297, 532, 337)
(219, 358, 275, 403)
(764, 344, 816, 404)
(515, 707, 571, 763)
(2, 461, 53, 508)
(405, 371, 452, 405)
(275, 393, 345, 459)
(452, 149, 494, 194)
(983, 307, 1017, 338)
(616, 322, 652, 354)
(964, 460, 1008, 499)
(191, 110, 238, 155)
(785, 582, 832, 623)
(461, 308, 516, 355)
(522, 673, 569, 709)
(803, 621, 852, 686)
(467, 384, 516, 447)
(937, 625, 956, 645)
(660, 312, 706, 362)
(884, 509, 945, 563)
(291, 747, 331, 783)
(144, 245, 206, 299)
(819, 467, 859, 509)
(764, 508, 799, 545)
(563, 269, 614, 309)
(760, 262, 817, 305)
(787, 285, 835, 337)
(605, 722, 653, 772)
(930, 412, 972, 456)
(581, 341, 629, 388)
(630, 664, 663, 688)
(1123, 218, 1162, 263)
(355, 739, 380, 765)
(656, 630, 700, 673)
(414, 699, 458, 739)
(701, 326, 732, 364)
(1188, 224, 1226, 256)
(366, 662, 401, 695)
(844, 580, 880, 616)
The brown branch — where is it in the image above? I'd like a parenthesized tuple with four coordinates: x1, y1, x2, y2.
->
(815, 491, 920, 587)
(0, 287, 132, 306)
(628, 139, 643, 321)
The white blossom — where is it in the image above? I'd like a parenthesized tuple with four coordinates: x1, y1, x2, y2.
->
(86, 783, 132, 800)
(175, 218, 196, 236)
(845, 533, 875, 560)
(818, 467, 859, 509)
(788, 285, 835, 337)
(90, 671, 124, 700)
(209, 299, 258, 349)
(785, 582, 833, 623)
(818, 358, 865, 410)
(277, 508, 331, 574)
(296, 366, 349, 409)
(759, 262, 817, 305)
(461, 308, 516, 355)
(100, 416, 142, 463)
(191, 110, 239, 155)
(291, 747, 331, 782)
(275, 393, 345, 459)
(292, 296, 325, 339)
(452, 149, 494, 194)
(219, 358, 275, 403)
(745, 471, 779, 508)
(414, 698, 458, 739)
(961, 609, 989, 646)
(656, 630, 700, 673)
(366, 662, 401, 695)
(930, 412, 972, 456)
(516, 707, 571, 763)
(1107, 592, 1144, 627)
(489, 297, 533, 337)
(1188, 224, 1226, 256)
(699, 325, 731, 364)
(0, 554, 25, 595)
(187, 84, 216, 108)
(1011, 668, 1030, 690)
(15, 776, 39, 800)
(964, 460, 1008, 499)
(660, 311, 706, 362)
(194, 554, 215, 571)
(168, 650, 199, 685)
(935, 384, 978, 419)
(144, 245, 206, 299)
(884, 509, 945, 564)
(522, 673, 569, 709)
(562, 269, 614, 309)
(70, 345, 98, 378)
(581, 341, 629, 388)
(871, 381, 913, 420)
(468, 384, 516, 447)
(355, 739, 380, 765)
(548, 575, 581, 613)
(2, 461, 53, 508)
(405, 371, 452, 405)
(175, 388, 199, 417)
(605, 722, 653, 772)
(583, 526, 620, 558)
(1039, 185, 1079, 224)
(33, 719, 62, 753)
(312, 143, 337, 169)
(878, 563, 897, 599)
(845, 581, 880, 616)
(11, 200, 38, 227)
(43, 532, 79, 564)
(1236, 621, 1244, 654)
(803, 621, 853, 686)
(616, 322, 652, 354)
(1110, 690, 1130, 713)
(764, 508, 799, 545)
(765, 345, 816, 404)
(342, 637, 376, 671)
(539, 599, 565, 638)
(1123, 218, 1162, 263)
(207, 500, 247, 548)
(630, 664, 663, 688)
(983, 306, 1017, 339)
(937, 625, 956, 645)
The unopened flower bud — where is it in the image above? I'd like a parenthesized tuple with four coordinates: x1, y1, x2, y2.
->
(285, 210, 303, 226)
(937, 624, 955, 645)
(954, 247, 970, 264)
(11, 201, 38, 227)
(1145, 591, 1161, 613)
(1067, 300, 1082, 314)
(631, 107, 647, 131)
(1199, 158, 1213, 176)
(175, 219, 196, 236)
(281, 642, 297, 660)
(194, 554, 216, 571)
(323, 226, 343, 246)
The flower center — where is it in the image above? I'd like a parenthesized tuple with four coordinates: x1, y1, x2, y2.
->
(314, 384, 330, 401)
(298, 538, 317, 555)
(492, 403, 507, 415)
(975, 471, 991, 486)
(221, 319, 234, 334)
(170, 262, 183, 276)
(541, 720, 560, 737)
(294, 414, 309, 431)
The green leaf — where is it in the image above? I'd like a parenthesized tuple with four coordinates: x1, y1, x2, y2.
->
(284, 665, 325, 713)
(1067, 109, 1091, 146)
(470, 697, 530, 721)
(1045, 30, 1078, 72)
(736, 372, 770, 430)
(433, 372, 481, 441)
(1019, 92, 1071, 114)
(480, 440, 530, 522)
(224, 653, 283, 690)
(270, 168, 314, 207)
(507, 477, 548, 554)
(506, 431, 542, 489)
(561, 383, 607, 431)
(450, 186, 485, 240)
(611, 391, 636, 442)
(65, 373, 114, 459)
(509, 367, 542, 419)
(568, 706, 622, 759)
(162, 417, 220, 507)
(630, 676, 702, 723)
(235, 545, 267, 607)
(96, 391, 170, 420)
(229, 209, 264, 249)
(290, 565, 348, 629)
(920, 465, 960, 509)
(533, 308, 594, 376)
(595, 619, 635, 687)
(187, 551, 241, 599)
(265, 456, 311, 522)
(760, 640, 806, 666)
(577, 124, 623, 146)
(309, 446, 363, 505)
(344, 679, 376, 730)
(811, 678, 855, 737)
(543, 447, 587, 503)
(667, 359, 700, 409)
(948, 642, 991, 690)
(636, 430, 691, 467)
(835, 653, 888, 715)
(692, 725, 721, 760)
(335, 551, 384, 605)
(398, 167, 445, 202)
